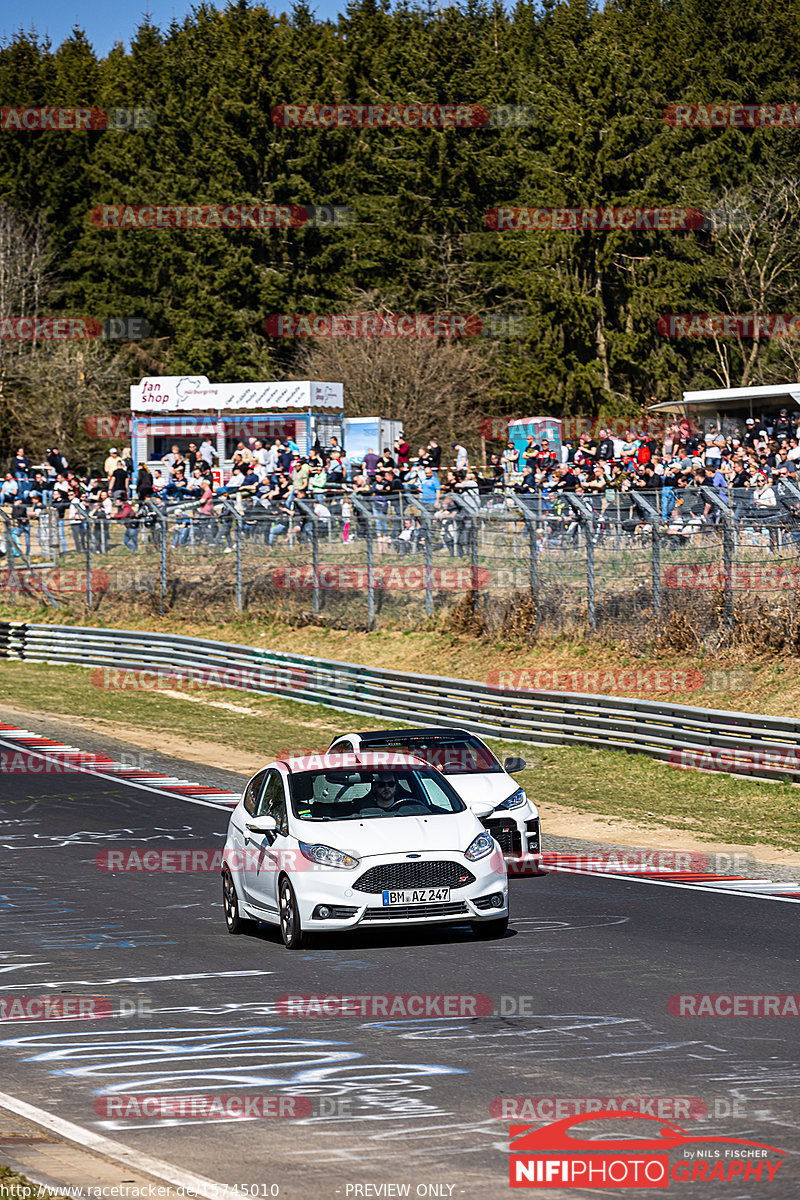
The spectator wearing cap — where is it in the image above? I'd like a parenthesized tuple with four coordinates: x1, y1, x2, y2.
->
(501, 441, 519, 472)
(291, 456, 310, 491)
(394, 433, 410, 468)
(452, 442, 468, 472)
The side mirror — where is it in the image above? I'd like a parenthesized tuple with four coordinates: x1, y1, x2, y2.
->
(246, 815, 278, 834)
(469, 800, 495, 819)
(503, 756, 527, 773)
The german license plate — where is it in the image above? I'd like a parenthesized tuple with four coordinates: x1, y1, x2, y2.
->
(382, 887, 450, 905)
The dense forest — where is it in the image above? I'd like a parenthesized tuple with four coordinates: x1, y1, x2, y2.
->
(2, 0, 800, 461)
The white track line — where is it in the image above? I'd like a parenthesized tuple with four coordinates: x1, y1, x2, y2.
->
(0, 1090, 230, 1199)
(542, 865, 800, 903)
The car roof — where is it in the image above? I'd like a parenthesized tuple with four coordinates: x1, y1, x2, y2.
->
(336, 727, 475, 745)
(274, 750, 431, 772)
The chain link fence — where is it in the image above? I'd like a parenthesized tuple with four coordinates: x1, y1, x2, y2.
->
(2, 482, 800, 636)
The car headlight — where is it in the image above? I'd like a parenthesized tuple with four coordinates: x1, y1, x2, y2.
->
(299, 842, 360, 869)
(497, 788, 526, 810)
(465, 831, 495, 861)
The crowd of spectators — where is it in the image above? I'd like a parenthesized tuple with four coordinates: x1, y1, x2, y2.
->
(2, 409, 800, 559)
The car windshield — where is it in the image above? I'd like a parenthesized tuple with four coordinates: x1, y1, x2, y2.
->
(358, 735, 501, 775)
(288, 768, 467, 821)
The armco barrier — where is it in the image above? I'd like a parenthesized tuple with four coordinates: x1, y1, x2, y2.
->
(0, 622, 797, 783)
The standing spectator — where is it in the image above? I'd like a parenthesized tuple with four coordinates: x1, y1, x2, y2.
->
(536, 439, 558, 472)
(30, 493, 52, 558)
(162, 443, 183, 470)
(522, 435, 538, 470)
(113, 497, 139, 552)
(13, 448, 29, 479)
(394, 432, 410, 468)
(11, 496, 31, 556)
(418, 465, 441, 506)
(104, 447, 122, 476)
(68, 492, 86, 553)
(136, 463, 155, 503)
(501, 441, 519, 472)
(427, 439, 442, 469)
(596, 428, 615, 462)
(199, 436, 218, 468)
(47, 446, 68, 476)
(452, 442, 468, 473)
(362, 447, 380, 480)
(109, 457, 129, 499)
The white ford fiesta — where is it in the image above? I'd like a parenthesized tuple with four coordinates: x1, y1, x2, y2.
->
(221, 751, 509, 949)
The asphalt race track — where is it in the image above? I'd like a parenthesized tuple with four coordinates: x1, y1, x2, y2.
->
(1, 747, 798, 1200)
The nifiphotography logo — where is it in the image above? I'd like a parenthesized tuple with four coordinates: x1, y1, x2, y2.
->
(508, 1111, 785, 1188)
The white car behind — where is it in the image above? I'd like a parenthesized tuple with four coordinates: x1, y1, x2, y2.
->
(327, 728, 541, 869)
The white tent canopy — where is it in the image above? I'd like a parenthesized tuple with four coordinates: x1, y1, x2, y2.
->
(647, 382, 800, 416)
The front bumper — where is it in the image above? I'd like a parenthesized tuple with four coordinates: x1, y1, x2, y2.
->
(291, 851, 508, 930)
(481, 807, 540, 861)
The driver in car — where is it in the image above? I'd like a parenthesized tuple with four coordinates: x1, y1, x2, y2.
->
(368, 773, 430, 814)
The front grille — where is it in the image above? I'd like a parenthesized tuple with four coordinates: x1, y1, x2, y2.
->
(354, 861, 475, 893)
(361, 901, 469, 921)
(481, 819, 522, 855)
(473, 893, 504, 910)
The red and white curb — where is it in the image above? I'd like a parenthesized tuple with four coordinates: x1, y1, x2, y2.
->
(540, 853, 800, 900)
(0, 721, 240, 810)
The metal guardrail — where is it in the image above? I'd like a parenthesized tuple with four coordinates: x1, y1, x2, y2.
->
(0, 621, 796, 785)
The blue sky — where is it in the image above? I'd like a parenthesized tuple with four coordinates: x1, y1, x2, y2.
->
(2, 0, 345, 57)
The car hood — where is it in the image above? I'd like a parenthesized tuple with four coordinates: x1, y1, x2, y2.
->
(292, 809, 484, 859)
(442, 773, 532, 812)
